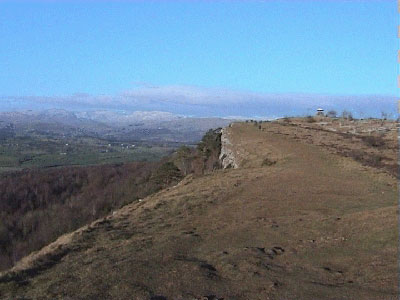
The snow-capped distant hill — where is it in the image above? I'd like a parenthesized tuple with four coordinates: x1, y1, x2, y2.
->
(75, 110, 181, 125)
(0, 109, 182, 127)
(0, 109, 233, 143)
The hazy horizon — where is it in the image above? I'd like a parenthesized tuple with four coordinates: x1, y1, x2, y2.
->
(0, 85, 396, 119)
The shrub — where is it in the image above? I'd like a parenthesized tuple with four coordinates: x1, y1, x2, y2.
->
(176, 145, 192, 156)
(326, 110, 337, 118)
(342, 110, 353, 120)
(347, 150, 384, 168)
(174, 146, 195, 176)
(361, 135, 385, 148)
(151, 162, 183, 186)
(197, 129, 222, 159)
(306, 116, 316, 123)
(261, 157, 276, 166)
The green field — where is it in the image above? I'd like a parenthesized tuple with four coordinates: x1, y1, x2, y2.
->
(0, 134, 176, 173)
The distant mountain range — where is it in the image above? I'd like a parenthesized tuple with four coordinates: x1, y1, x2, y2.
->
(75, 110, 180, 124)
(2, 87, 396, 120)
(0, 109, 234, 143)
(0, 109, 178, 124)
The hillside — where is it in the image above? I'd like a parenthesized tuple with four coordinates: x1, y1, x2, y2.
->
(0, 161, 182, 271)
(0, 119, 397, 300)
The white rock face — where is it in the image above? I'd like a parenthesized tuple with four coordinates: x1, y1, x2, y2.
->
(219, 127, 239, 169)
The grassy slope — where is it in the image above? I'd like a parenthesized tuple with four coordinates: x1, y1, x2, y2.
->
(0, 122, 397, 300)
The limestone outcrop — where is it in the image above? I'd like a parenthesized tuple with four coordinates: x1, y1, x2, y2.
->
(219, 127, 239, 169)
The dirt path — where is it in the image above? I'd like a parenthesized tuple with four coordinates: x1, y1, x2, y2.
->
(0, 122, 397, 300)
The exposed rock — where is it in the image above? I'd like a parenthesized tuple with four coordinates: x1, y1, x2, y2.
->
(219, 127, 239, 169)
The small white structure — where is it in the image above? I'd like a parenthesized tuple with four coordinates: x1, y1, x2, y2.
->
(316, 108, 324, 116)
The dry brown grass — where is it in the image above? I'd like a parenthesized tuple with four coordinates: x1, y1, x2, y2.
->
(0, 120, 397, 300)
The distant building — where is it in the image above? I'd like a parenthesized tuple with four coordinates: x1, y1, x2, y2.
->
(316, 108, 324, 116)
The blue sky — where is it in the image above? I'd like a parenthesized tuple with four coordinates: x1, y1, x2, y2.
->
(0, 1, 397, 117)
